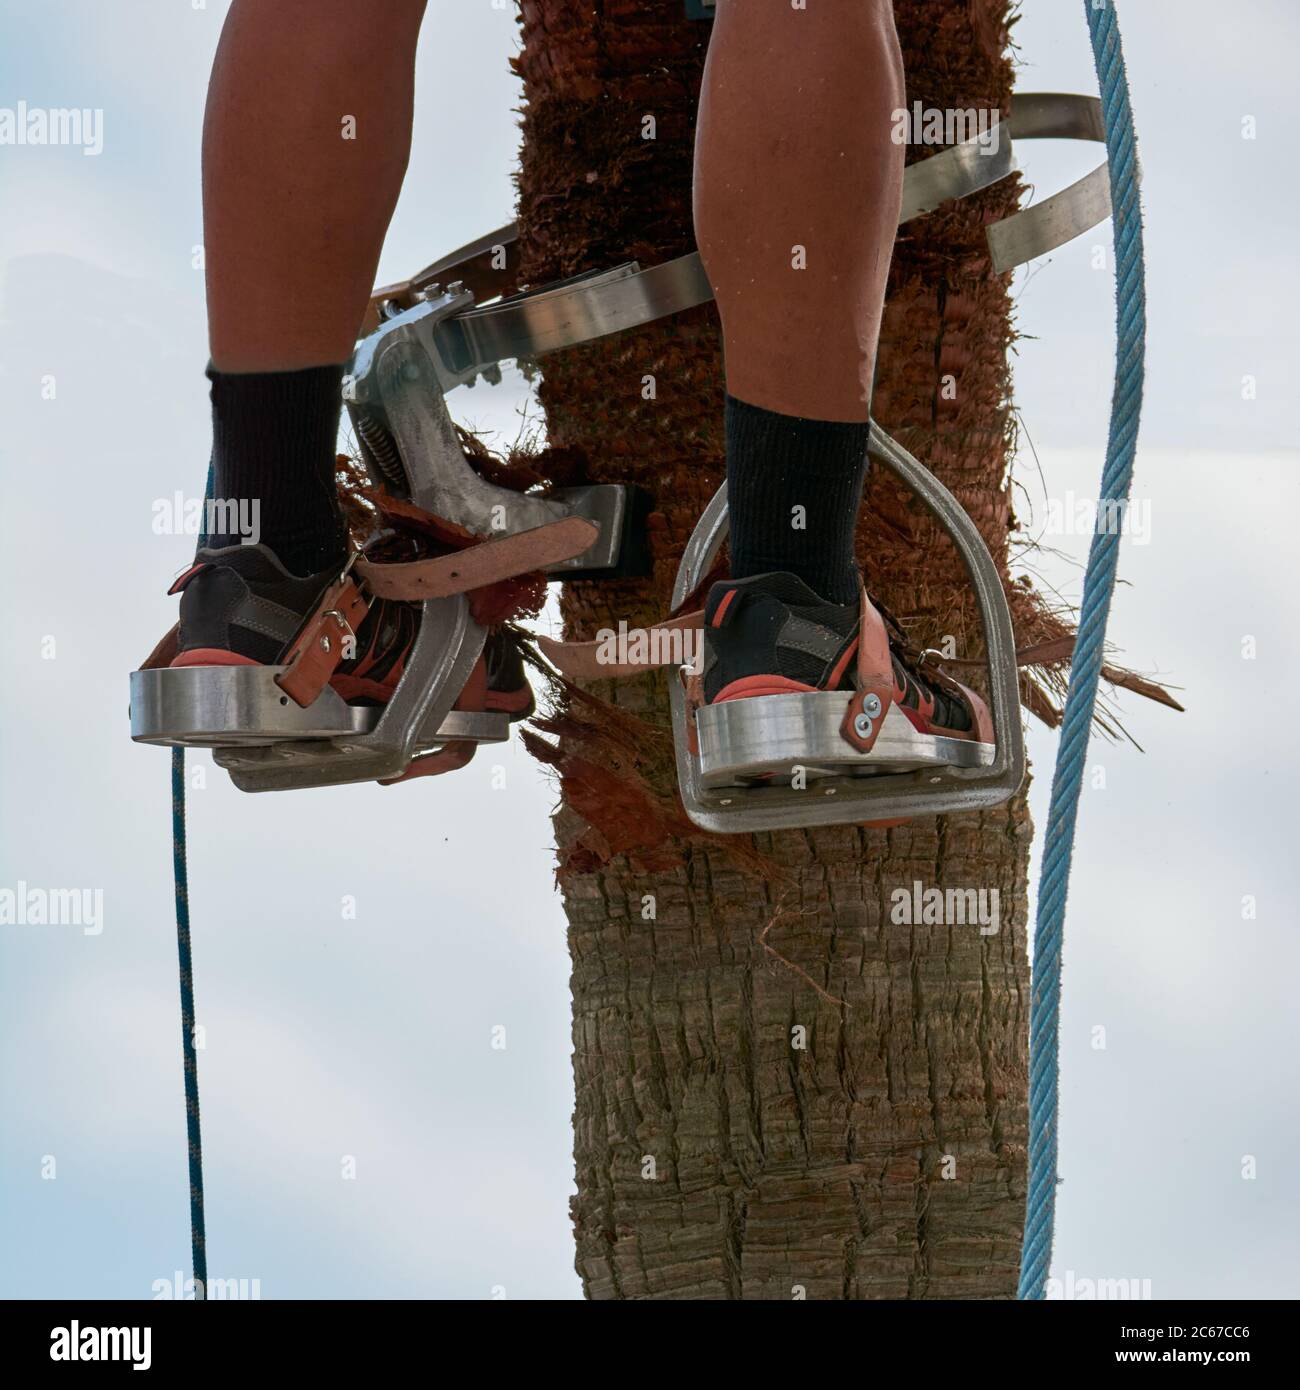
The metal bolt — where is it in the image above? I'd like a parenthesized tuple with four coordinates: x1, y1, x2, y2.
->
(853, 713, 873, 739)
(863, 693, 883, 718)
(319, 635, 332, 655)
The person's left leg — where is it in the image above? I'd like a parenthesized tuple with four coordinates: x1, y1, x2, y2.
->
(691, 0, 970, 734)
(694, 0, 903, 608)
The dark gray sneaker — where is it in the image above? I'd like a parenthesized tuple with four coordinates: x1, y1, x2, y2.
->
(170, 544, 346, 667)
(701, 572, 972, 734)
(167, 543, 532, 717)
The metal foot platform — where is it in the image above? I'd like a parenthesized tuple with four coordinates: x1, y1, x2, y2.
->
(129, 664, 508, 750)
(695, 695, 994, 790)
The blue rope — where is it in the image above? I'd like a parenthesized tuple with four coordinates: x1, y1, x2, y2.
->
(1018, 0, 1146, 1299)
(171, 747, 208, 1299)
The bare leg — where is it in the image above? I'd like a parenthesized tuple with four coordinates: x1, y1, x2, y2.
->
(203, 0, 427, 372)
(186, 0, 425, 583)
(693, 0, 905, 423)
(689, 1, 938, 710)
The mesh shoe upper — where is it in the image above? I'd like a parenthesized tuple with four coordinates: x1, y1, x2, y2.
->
(702, 571, 971, 733)
(175, 544, 340, 665)
(172, 542, 531, 714)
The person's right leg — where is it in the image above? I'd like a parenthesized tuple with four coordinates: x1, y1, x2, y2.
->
(198, 0, 425, 578)
(176, 0, 426, 673)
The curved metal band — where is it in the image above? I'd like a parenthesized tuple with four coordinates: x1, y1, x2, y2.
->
(406, 92, 1115, 387)
(985, 92, 1113, 273)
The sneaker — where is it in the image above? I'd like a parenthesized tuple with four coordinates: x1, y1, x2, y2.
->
(168, 543, 531, 717)
(700, 571, 973, 736)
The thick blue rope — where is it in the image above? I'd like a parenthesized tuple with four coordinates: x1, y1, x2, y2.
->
(1018, 0, 1146, 1299)
(171, 747, 208, 1299)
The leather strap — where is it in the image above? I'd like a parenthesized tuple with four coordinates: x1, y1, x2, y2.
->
(840, 588, 895, 754)
(274, 575, 371, 709)
(356, 517, 597, 600)
(537, 610, 704, 681)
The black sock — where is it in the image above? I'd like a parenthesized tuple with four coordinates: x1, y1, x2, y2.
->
(202, 363, 348, 577)
(724, 393, 870, 605)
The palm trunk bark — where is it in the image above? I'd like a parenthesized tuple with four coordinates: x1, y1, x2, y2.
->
(514, 0, 1029, 1299)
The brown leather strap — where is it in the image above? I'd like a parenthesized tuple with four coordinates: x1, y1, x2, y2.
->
(537, 610, 704, 681)
(840, 588, 895, 754)
(274, 576, 371, 708)
(355, 517, 597, 600)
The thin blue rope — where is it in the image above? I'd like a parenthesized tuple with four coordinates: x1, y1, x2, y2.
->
(1018, 0, 1146, 1299)
(171, 747, 208, 1299)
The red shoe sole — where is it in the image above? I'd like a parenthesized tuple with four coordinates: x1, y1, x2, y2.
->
(169, 648, 261, 668)
(710, 674, 817, 703)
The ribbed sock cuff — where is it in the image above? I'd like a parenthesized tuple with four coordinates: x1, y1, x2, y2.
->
(724, 393, 870, 604)
(204, 362, 347, 577)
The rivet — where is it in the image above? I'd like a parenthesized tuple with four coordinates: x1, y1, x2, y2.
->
(319, 635, 332, 654)
(863, 693, 883, 718)
(853, 713, 873, 738)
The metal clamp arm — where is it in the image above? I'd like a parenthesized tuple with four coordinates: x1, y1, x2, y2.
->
(374, 93, 1121, 390)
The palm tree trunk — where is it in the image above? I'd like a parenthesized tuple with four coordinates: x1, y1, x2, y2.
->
(514, 0, 1029, 1299)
